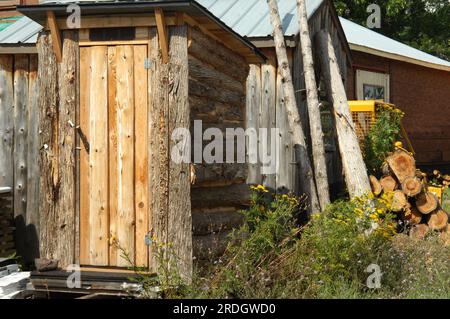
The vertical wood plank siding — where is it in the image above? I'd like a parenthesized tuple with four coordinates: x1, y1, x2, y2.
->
(0, 53, 39, 263)
(246, 1, 348, 195)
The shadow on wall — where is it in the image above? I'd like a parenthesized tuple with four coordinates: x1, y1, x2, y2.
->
(13, 215, 39, 269)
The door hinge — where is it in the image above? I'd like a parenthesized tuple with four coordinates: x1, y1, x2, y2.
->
(144, 58, 152, 69)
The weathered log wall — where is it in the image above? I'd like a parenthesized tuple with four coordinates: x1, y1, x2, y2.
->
(0, 53, 39, 264)
(188, 26, 249, 263)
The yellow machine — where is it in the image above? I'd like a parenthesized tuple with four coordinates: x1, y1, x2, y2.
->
(348, 100, 415, 154)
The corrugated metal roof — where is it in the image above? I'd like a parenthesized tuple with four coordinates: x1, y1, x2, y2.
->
(0, 16, 42, 44)
(5, 1, 450, 69)
(197, 0, 323, 37)
(38, 0, 323, 37)
(339, 17, 450, 68)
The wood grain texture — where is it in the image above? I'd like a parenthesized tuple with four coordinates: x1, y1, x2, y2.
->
(260, 62, 277, 190)
(79, 45, 91, 265)
(56, 31, 77, 267)
(167, 25, 192, 281)
(245, 64, 261, 185)
(46, 11, 62, 63)
(88, 45, 109, 266)
(296, 0, 330, 209)
(148, 27, 170, 271)
(37, 32, 59, 261)
(155, 8, 169, 64)
(0, 55, 13, 189)
(107, 45, 118, 265)
(188, 27, 249, 83)
(13, 54, 29, 260)
(114, 45, 135, 267)
(316, 30, 370, 198)
(26, 54, 40, 262)
(133, 44, 149, 268)
(267, 0, 320, 213)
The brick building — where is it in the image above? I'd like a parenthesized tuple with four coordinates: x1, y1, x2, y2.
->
(341, 17, 450, 167)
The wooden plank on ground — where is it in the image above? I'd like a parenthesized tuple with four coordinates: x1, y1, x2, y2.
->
(88, 46, 109, 266)
(114, 45, 135, 267)
(133, 44, 149, 268)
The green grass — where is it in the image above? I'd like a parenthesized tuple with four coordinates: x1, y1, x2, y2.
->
(186, 192, 450, 299)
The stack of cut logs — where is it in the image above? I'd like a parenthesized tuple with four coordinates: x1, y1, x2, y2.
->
(369, 149, 449, 245)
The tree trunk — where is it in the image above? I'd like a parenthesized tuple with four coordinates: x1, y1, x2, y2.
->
(295, 0, 329, 209)
(315, 30, 370, 198)
(266, 0, 320, 213)
(37, 32, 59, 261)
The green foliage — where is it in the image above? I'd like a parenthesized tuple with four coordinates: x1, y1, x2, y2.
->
(333, 0, 450, 61)
(363, 105, 403, 174)
(190, 191, 450, 299)
(193, 186, 305, 298)
(116, 239, 189, 299)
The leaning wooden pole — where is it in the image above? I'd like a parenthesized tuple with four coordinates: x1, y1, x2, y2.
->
(267, 0, 320, 213)
(296, 0, 330, 209)
(316, 30, 370, 197)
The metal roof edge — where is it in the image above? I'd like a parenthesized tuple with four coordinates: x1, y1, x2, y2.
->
(17, 0, 265, 63)
(350, 43, 450, 73)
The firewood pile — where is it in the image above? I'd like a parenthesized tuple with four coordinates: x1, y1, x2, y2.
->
(369, 148, 449, 245)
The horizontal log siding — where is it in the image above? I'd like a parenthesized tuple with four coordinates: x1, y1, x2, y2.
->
(188, 26, 249, 263)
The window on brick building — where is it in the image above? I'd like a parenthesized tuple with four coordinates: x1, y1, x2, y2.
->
(356, 69, 390, 102)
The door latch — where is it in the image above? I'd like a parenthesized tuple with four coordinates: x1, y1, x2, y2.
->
(144, 58, 152, 70)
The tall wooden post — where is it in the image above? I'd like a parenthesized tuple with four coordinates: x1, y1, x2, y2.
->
(316, 30, 370, 197)
(296, 0, 330, 209)
(267, 0, 320, 213)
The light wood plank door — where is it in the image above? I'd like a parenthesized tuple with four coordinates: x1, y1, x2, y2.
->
(79, 44, 149, 268)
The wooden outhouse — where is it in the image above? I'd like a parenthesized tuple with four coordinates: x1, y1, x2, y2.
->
(11, 0, 264, 278)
